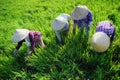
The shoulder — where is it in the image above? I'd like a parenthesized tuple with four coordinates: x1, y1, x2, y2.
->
(29, 30, 35, 35)
(98, 21, 110, 26)
(35, 31, 41, 36)
(29, 30, 41, 35)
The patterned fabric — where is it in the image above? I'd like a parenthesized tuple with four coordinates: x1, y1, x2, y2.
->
(16, 31, 42, 51)
(29, 31, 42, 51)
(96, 21, 115, 41)
(74, 12, 92, 28)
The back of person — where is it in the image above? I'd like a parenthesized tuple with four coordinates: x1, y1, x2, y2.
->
(71, 5, 92, 36)
(52, 13, 71, 43)
(96, 20, 115, 41)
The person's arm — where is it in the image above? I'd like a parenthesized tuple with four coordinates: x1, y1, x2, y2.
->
(88, 22, 92, 29)
(38, 33, 45, 47)
(87, 12, 92, 29)
(39, 37, 45, 47)
(14, 40, 25, 57)
(27, 32, 35, 57)
(67, 21, 70, 33)
(16, 40, 25, 50)
(63, 22, 70, 34)
(111, 26, 115, 41)
(67, 15, 71, 33)
(55, 30, 62, 42)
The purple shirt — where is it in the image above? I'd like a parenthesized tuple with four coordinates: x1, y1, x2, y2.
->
(74, 12, 92, 27)
(96, 21, 115, 40)
(16, 31, 42, 51)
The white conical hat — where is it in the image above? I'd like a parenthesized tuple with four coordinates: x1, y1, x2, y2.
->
(12, 29, 29, 42)
(52, 17, 68, 31)
(91, 32, 110, 52)
(71, 5, 90, 20)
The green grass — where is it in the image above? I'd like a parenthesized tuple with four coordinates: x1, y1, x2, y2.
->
(0, 0, 120, 79)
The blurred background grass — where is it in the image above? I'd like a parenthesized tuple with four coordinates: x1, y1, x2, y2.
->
(0, 0, 120, 79)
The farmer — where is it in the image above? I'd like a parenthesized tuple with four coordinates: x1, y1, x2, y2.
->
(71, 5, 92, 37)
(96, 20, 116, 41)
(12, 29, 45, 58)
(52, 13, 71, 43)
(91, 32, 110, 52)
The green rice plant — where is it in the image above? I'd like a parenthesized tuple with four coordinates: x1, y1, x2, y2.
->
(0, 0, 120, 79)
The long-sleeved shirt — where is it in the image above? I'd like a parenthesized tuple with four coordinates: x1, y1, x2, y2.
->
(16, 30, 43, 51)
(74, 12, 92, 28)
(96, 21, 115, 41)
(53, 14, 71, 42)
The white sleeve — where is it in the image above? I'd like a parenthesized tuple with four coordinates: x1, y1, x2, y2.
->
(55, 31, 62, 42)
(88, 21, 92, 28)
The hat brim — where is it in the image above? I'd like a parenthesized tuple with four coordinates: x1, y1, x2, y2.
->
(52, 18, 68, 31)
(91, 32, 110, 52)
(71, 6, 89, 20)
(12, 29, 29, 42)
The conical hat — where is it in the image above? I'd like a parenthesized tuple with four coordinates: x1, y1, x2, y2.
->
(12, 29, 29, 42)
(71, 5, 90, 20)
(91, 32, 110, 52)
(52, 17, 68, 31)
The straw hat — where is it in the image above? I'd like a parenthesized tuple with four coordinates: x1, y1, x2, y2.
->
(59, 14, 71, 20)
(12, 29, 29, 42)
(52, 17, 68, 31)
(91, 32, 110, 52)
(71, 5, 90, 20)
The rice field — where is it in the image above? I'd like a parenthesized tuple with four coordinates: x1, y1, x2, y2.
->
(0, 0, 120, 79)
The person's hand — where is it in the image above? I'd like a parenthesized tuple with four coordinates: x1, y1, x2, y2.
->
(13, 49, 18, 57)
(27, 51, 32, 58)
(42, 43, 46, 48)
